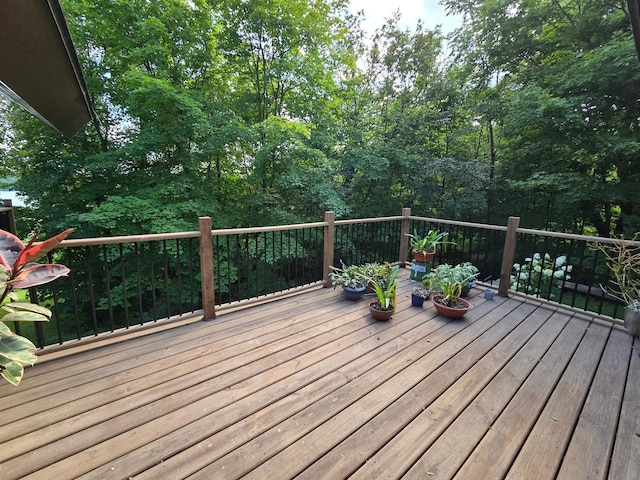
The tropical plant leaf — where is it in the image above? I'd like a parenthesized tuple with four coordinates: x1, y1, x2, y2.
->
(0, 356, 25, 386)
(10, 263, 70, 289)
(0, 334, 38, 365)
(1, 310, 50, 323)
(0, 229, 24, 272)
(3, 302, 52, 317)
(0, 321, 12, 335)
(18, 228, 74, 266)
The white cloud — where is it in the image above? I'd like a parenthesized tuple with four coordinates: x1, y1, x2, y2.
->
(348, 0, 461, 36)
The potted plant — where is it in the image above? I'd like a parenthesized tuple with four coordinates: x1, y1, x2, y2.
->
(456, 262, 480, 297)
(329, 261, 367, 300)
(366, 264, 399, 320)
(428, 263, 477, 318)
(591, 236, 640, 336)
(359, 262, 392, 293)
(0, 227, 74, 385)
(411, 283, 430, 307)
(405, 229, 454, 263)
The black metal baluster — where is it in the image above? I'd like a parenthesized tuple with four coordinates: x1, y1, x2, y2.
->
(102, 245, 114, 332)
(135, 243, 144, 325)
(162, 240, 171, 318)
(119, 244, 129, 328)
(149, 242, 158, 322)
(85, 246, 98, 336)
(175, 239, 183, 315)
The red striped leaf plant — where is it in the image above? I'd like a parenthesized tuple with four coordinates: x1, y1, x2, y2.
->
(0, 228, 73, 386)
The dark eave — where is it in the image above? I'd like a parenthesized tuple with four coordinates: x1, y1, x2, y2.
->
(0, 0, 93, 138)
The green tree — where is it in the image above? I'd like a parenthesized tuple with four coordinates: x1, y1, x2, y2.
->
(444, 0, 640, 235)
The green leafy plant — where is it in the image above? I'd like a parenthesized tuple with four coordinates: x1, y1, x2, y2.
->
(455, 262, 480, 287)
(0, 228, 74, 386)
(426, 263, 479, 307)
(329, 260, 366, 289)
(359, 262, 390, 287)
(366, 264, 399, 311)
(411, 283, 430, 299)
(406, 229, 454, 255)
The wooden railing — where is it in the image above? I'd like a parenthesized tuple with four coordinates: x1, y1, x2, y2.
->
(17, 208, 637, 350)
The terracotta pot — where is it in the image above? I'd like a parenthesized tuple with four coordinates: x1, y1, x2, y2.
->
(412, 250, 435, 263)
(431, 294, 471, 319)
(369, 301, 394, 320)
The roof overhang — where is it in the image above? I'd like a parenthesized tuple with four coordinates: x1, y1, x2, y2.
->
(0, 0, 93, 137)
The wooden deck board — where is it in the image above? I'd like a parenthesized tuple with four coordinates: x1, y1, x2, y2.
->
(608, 335, 640, 480)
(201, 294, 512, 480)
(89, 301, 440, 478)
(131, 307, 447, 479)
(556, 327, 630, 480)
(400, 310, 576, 480)
(453, 319, 608, 480)
(501, 320, 609, 479)
(330, 301, 542, 480)
(0, 270, 637, 480)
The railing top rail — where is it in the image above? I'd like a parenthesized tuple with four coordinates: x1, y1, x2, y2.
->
(56, 222, 330, 247)
(335, 215, 404, 226)
(60, 230, 201, 247)
(516, 227, 640, 246)
(212, 221, 327, 236)
(408, 215, 508, 232)
(50, 212, 640, 250)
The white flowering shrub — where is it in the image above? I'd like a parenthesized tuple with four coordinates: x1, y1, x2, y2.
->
(510, 253, 573, 298)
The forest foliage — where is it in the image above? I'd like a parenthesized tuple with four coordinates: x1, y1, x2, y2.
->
(2, 0, 639, 239)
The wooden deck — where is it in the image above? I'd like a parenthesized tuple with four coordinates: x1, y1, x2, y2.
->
(0, 271, 638, 480)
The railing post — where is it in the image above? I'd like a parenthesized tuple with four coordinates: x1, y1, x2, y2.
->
(323, 211, 335, 287)
(498, 216, 520, 297)
(199, 216, 216, 320)
(399, 207, 411, 267)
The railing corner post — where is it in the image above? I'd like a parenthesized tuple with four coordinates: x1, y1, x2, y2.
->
(399, 207, 411, 267)
(198, 216, 216, 320)
(498, 216, 520, 297)
(323, 211, 335, 287)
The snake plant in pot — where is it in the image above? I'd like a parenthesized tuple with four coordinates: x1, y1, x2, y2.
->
(0, 228, 74, 385)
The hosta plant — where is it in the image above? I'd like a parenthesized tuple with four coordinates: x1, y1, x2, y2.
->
(0, 228, 73, 386)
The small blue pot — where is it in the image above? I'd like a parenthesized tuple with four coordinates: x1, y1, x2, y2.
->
(411, 293, 426, 307)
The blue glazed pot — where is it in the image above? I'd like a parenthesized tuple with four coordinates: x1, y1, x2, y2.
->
(342, 284, 366, 301)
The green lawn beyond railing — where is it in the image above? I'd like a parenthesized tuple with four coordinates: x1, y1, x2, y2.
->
(11, 209, 634, 349)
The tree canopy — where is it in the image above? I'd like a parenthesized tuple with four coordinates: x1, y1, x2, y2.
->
(2, 0, 638, 238)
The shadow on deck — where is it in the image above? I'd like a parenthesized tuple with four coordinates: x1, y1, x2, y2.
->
(0, 271, 638, 479)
